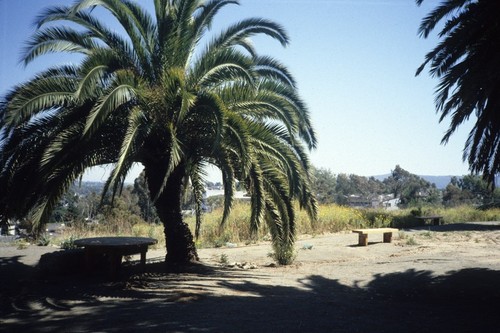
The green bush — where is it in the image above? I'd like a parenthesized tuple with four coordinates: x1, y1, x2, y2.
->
(36, 233, 51, 246)
(59, 236, 78, 250)
(268, 243, 296, 265)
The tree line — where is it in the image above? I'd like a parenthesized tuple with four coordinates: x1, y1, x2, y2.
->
(313, 165, 500, 208)
(44, 164, 500, 230)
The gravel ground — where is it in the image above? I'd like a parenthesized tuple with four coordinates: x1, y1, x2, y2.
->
(1, 222, 500, 332)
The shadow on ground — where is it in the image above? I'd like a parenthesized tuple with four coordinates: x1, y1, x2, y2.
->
(408, 221, 500, 233)
(1, 254, 499, 333)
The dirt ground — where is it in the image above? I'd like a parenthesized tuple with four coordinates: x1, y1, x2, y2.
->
(1, 222, 500, 332)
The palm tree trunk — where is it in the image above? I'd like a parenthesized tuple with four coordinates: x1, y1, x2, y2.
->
(144, 162, 199, 264)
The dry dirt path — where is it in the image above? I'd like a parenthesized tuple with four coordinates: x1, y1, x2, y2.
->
(1, 222, 500, 332)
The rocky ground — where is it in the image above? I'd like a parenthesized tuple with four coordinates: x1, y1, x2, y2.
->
(1, 222, 500, 332)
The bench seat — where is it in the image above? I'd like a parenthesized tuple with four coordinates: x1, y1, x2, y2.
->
(352, 228, 399, 246)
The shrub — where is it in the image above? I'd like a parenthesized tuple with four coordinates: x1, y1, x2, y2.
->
(60, 236, 78, 250)
(36, 233, 51, 246)
(406, 236, 418, 246)
(16, 240, 29, 250)
(219, 253, 229, 266)
(131, 223, 164, 249)
(268, 243, 296, 265)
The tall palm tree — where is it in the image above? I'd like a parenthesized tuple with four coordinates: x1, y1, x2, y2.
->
(0, 0, 317, 264)
(416, 0, 500, 186)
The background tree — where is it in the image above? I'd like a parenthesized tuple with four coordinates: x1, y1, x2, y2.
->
(348, 174, 386, 197)
(383, 165, 438, 207)
(334, 174, 353, 205)
(312, 167, 337, 204)
(133, 171, 159, 224)
(50, 190, 82, 224)
(78, 191, 102, 221)
(416, 0, 500, 186)
(99, 185, 144, 230)
(442, 178, 471, 207)
(442, 175, 500, 207)
(0, 0, 317, 264)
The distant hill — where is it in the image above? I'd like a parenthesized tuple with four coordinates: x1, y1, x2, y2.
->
(372, 174, 457, 189)
(70, 181, 104, 196)
(419, 175, 456, 189)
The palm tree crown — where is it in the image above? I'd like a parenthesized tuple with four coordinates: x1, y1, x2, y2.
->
(416, 0, 500, 186)
(0, 0, 317, 263)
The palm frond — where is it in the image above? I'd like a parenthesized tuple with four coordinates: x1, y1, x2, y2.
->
(210, 18, 289, 51)
(416, 0, 468, 38)
(3, 73, 77, 129)
(191, 48, 254, 88)
(417, 0, 500, 184)
(103, 106, 144, 200)
(188, 160, 207, 238)
(152, 123, 184, 202)
(22, 27, 97, 65)
(83, 70, 137, 136)
(194, 0, 239, 37)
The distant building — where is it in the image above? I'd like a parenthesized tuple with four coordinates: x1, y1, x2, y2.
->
(347, 194, 400, 210)
(381, 197, 401, 211)
(346, 195, 372, 208)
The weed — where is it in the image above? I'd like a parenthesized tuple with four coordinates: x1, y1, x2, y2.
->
(60, 236, 78, 250)
(36, 233, 51, 246)
(16, 240, 29, 250)
(213, 239, 225, 248)
(421, 230, 433, 238)
(406, 236, 418, 246)
(268, 243, 296, 265)
(219, 253, 229, 266)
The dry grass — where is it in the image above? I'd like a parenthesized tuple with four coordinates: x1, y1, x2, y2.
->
(50, 203, 500, 250)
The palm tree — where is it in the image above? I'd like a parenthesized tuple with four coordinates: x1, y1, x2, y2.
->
(416, 0, 500, 186)
(0, 0, 317, 264)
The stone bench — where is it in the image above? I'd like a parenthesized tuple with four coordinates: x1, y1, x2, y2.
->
(352, 228, 399, 246)
(74, 236, 157, 279)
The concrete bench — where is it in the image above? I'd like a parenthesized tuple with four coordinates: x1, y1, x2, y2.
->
(352, 228, 399, 246)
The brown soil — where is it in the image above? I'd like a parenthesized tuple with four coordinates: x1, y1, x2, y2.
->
(1, 222, 500, 332)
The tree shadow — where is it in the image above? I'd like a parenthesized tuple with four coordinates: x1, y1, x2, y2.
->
(0, 254, 37, 313)
(1, 255, 499, 332)
(407, 221, 500, 232)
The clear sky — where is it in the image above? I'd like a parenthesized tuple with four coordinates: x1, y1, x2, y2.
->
(0, 0, 473, 182)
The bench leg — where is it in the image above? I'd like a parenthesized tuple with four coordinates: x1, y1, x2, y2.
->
(432, 218, 440, 226)
(383, 232, 393, 243)
(140, 250, 147, 270)
(358, 233, 368, 246)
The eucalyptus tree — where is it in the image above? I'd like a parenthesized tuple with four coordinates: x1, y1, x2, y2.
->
(0, 0, 317, 264)
(416, 0, 500, 186)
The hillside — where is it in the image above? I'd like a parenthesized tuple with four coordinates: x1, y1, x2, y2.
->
(372, 174, 457, 189)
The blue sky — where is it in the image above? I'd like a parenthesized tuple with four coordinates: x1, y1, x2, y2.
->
(0, 0, 473, 182)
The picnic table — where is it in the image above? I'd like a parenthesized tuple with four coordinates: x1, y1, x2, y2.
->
(74, 236, 157, 279)
(415, 215, 443, 226)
